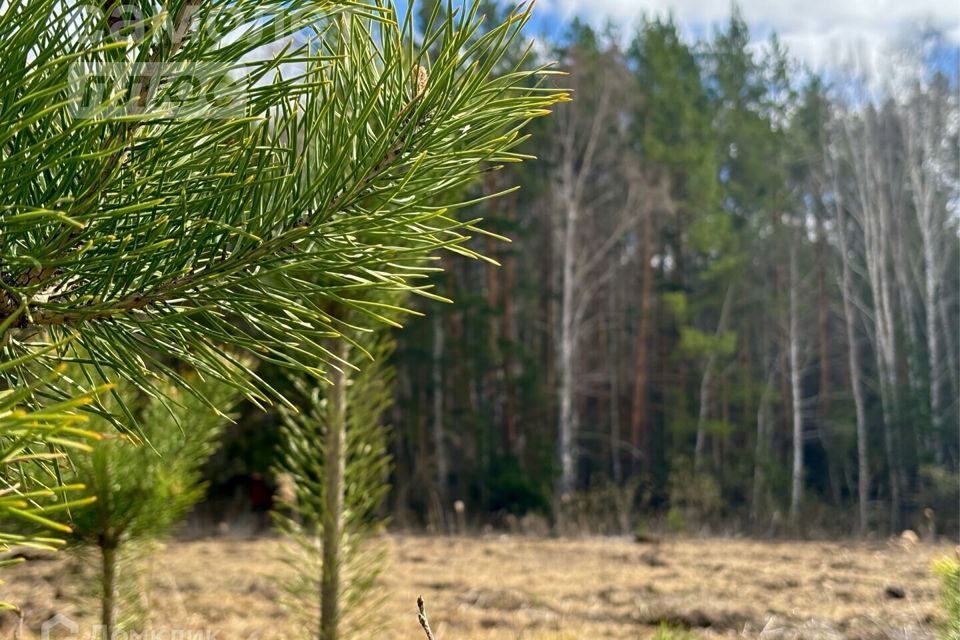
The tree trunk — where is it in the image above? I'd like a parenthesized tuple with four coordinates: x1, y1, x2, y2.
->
(815, 207, 842, 506)
(552, 77, 612, 499)
(923, 232, 943, 464)
(558, 196, 578, 496)
(903, 91, 948, 465)
(432, 314, 447, 500)
(840, 218, 870, 535)
(500, 217, 519, 454)
(484, 229, 504, 450)
(788, 244, 804, 528)
(751, 364, 775, 527)
(694, 287, 733, 474)
(607, 286, 623, 484)
(630, 208, 654, 475)
(845, 114, 901, 532)
(938, 296, 959, 409)
(320, 339, 348, 640)
(100, 540, 117, 638)
(828, 145, 871, 535)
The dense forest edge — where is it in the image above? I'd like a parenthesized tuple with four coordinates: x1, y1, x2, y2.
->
(204, 4, 960, 540)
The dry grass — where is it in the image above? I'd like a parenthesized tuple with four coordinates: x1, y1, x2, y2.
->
(2, 535, 949, 639)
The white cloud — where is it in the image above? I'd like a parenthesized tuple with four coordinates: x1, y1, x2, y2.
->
(535, 0, 960, 72)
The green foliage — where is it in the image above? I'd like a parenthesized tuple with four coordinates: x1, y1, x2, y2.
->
(484, 457, 552, 517)
(630, 16, 715, 190)
(274, 332, 395, 639)
(678, 327, 736, 359)
(652, 623, 699, 640)
(934, 556, 960, 639)
(67, 377, 237, 547)
(64, 375, 238, 630)
(0, 0, 564, 429)
(667, 457, 723, 530)
(0, 341, 107, 612)
(663, 292, 689, 321)
(665, 506, 686, 533)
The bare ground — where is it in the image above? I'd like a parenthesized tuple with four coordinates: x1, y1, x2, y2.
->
(2, 535, 951, 639)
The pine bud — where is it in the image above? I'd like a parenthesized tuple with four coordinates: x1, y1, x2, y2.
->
(413, 64, 429, 100)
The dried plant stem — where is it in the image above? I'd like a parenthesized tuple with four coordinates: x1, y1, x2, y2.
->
(417, 595, 436, 640)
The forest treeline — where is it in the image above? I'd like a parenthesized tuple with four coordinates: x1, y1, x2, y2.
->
(379, 5, 959, 536)
(216, 6, 958, 537)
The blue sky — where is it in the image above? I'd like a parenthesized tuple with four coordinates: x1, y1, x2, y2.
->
(390, 1, 958, 79)
(528, 1, 959, 73)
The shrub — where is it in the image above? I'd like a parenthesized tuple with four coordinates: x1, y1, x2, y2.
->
(652, 623, 699, 640)
(667, 457, 722, 532)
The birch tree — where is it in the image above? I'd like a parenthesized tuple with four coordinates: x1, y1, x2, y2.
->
(901, 77, 958, 462)
(787, 241, 804, 526)
(843, 104, 905, 530)
(551, 29, 635, 496)
(824, 138, 872, 534)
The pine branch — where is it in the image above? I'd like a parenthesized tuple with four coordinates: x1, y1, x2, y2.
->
(0, 0, 564, 424)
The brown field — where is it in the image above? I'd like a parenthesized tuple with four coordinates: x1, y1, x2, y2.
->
(2, 535, 952, 639)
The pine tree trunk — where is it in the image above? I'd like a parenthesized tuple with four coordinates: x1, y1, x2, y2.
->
(815, 209, 842, 506)
(320, 340, 348, 640)
(751, 364, 775, 527)
(630, 209, 654, 475)
(485, 229, 504, 448)
(607, 288, 623, 484)
(500, 218, 519, 454)
(938, 296, 959, 413)
(693, 362, 711, 473)
(100, 540, 117, 639)
(432, 314, 447, 500)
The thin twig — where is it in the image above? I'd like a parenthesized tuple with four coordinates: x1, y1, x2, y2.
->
(417, 595, 436, 640)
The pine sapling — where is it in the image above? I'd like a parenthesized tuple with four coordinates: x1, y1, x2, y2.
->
(64, 375, 239, 636)
(274, 332, 395, 640)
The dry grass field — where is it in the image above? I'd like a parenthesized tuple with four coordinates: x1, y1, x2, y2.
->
(2, 535, 952, 639)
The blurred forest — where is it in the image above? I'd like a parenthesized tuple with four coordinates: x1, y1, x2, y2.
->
(209, 5, 960, 538)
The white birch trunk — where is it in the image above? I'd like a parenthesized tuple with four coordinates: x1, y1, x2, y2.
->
(558, 192, 578, 496)
(694, 286, 733, 474)
(553, 79, 612, 498)
(845, 112, 902, 531)
(834, 180, 871, 535)
(903, 90, 948, 464)
(788, 244, 804, 526)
